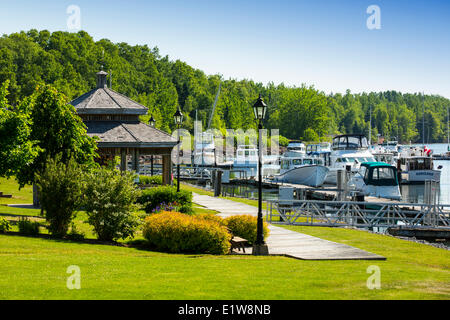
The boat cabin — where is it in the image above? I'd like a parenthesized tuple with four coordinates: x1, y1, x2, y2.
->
(359, 162, 399, 186)
(280, 157, 325, 172)
(332, 134, 369, 151)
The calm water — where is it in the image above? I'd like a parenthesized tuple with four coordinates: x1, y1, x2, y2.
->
(190, 143, 450, 204)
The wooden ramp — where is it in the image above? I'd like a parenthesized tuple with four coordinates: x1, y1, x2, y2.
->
(193, 193, 385, 260)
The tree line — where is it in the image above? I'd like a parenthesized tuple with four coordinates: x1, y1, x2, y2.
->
(1, 29, 449, 144)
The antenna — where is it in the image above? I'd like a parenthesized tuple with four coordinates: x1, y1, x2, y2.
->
(101, 49, 105, 70)
(109, 69, 112, 89)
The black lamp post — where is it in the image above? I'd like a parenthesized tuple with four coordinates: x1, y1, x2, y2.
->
(252, 94, 269, 256)
(149, 115, 156, 175)
(174, 108, 183, 192)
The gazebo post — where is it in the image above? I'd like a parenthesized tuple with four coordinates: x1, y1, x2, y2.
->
(132, 148, 140, 174)
(120, 148, 127, 171)
(162, 154, 172, 185)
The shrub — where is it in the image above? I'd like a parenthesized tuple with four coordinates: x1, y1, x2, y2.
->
(17, 217, 40, 235)
(36, 156, 83, 238)
(82, 168, 141, 241)
(196, 214, 225, 226)
(142, 212, 231, 255)
(139, 175, 163, 186)
(224, 215, 270, 245)
(0, 217, 11, 233)
(138, 186, 192, 214)
(66, 222, 85, 241)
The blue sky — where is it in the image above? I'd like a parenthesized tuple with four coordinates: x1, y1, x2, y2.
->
(0, 0, 449, 98)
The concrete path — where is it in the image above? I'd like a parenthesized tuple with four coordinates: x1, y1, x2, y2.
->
(193, 193, 385, 260)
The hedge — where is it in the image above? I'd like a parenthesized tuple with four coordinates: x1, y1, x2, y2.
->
(224, 215, 270, 245)
(138, 186, 193, 214)
(142, 212, 231, 254)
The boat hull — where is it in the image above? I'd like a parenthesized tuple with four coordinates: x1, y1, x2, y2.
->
(274, 165, 329, 187)
(401, 170, 441, 184)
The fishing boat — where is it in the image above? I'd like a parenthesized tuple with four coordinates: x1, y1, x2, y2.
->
(348, 162, 402, 200)
(273, 156, 329, 187)
(324, 134, 376, 185)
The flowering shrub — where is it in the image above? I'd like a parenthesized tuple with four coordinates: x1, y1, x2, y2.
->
(224, 215, 270, 245)
(138, 186, 193, 214)
(142, 212, 231, 255)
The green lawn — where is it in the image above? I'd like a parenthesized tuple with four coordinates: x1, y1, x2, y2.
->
(0, 178, 449, 299)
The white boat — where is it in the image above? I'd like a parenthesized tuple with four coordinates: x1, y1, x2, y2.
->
(233, 145, 280, 178)
(324, 134, 376, 185)
(398, 153, 441, 184)
(193, 132, 215, 166)
(273, 156, 329, 187)
(306, 142, 331, 154)
(283, 140, 306, 157)
(348, 162, 402, 200)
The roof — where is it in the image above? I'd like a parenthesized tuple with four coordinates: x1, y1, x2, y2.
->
(84, 121, 177, 148)
(70, 87, 148, 115)
(361, 162, 394, 168)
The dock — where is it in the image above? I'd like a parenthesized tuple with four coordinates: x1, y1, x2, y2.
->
(193, 193, 386, 260)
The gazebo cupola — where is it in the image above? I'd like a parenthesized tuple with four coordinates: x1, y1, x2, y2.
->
(70, 70, 177, 185)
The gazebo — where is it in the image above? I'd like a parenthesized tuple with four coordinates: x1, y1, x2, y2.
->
(70, 71, 177, 185)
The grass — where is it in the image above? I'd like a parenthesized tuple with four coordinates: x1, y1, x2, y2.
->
(0, 178, 449, 299)
(0, 177, 33, 205)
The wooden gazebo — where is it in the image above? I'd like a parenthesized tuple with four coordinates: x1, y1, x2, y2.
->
(70, 71, 177, 185)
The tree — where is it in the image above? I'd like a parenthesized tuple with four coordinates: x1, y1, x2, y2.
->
(0, 81, 40, 179)
(14, 84, 98, 188)
(35, 156, 83, 237)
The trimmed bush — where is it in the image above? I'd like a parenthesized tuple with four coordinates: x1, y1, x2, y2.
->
(224, 215, 270, 245)
(142, 212, 231, 255)
(138, 186, 192, 214)
(0, 217, 11, 233)
(17, 217, 40, 235)
(139, 175, 163, 186)
(82, 168, 141, 241)
(36, 156, 83, 238)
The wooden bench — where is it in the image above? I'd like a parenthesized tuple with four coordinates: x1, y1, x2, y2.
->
(230, 236, 249, 253)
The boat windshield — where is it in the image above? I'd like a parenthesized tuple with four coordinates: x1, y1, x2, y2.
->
(364, 166, 398, 186)
(303, 159, 313, 165)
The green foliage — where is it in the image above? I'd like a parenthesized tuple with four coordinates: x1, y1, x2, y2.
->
(224, 215, 270, 245)
(17, 217, 40, 235)
(66, 222, 85, 241)
(139, 175, 162, 185)
(0, 81, 40, 179)
(35, 156, 83, 237)
(1, 30, 449, 143)
(82, 168, 140, 241)
(142, 211, 231, 254)
(138, 186, 193, 214)
(0, 217, 11, 233)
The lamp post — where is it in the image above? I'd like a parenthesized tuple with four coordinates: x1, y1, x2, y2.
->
(174, 108, 184, 192)
(252, 94, 269, 256)
(149, 115, 156, 176)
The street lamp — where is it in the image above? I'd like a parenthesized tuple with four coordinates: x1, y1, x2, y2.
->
(174, 108, 184, 192)
(149, 115, 156, 175)
(149, 114, 156, 128)
(252, 94, 269, 256)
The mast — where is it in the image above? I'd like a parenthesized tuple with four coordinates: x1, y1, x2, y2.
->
(369, 105, 372, 145)
(422, 92, 425, 146)
(447, 104, 449, 149)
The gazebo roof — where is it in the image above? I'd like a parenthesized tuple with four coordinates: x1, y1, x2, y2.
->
(85, 121, 177, 148)
(70, 71, 148, 115)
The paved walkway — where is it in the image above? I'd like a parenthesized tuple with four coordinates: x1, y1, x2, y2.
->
(193, 193, 385, 260)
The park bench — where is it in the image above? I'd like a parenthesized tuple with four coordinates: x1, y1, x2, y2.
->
(230, 236, 249, 253)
